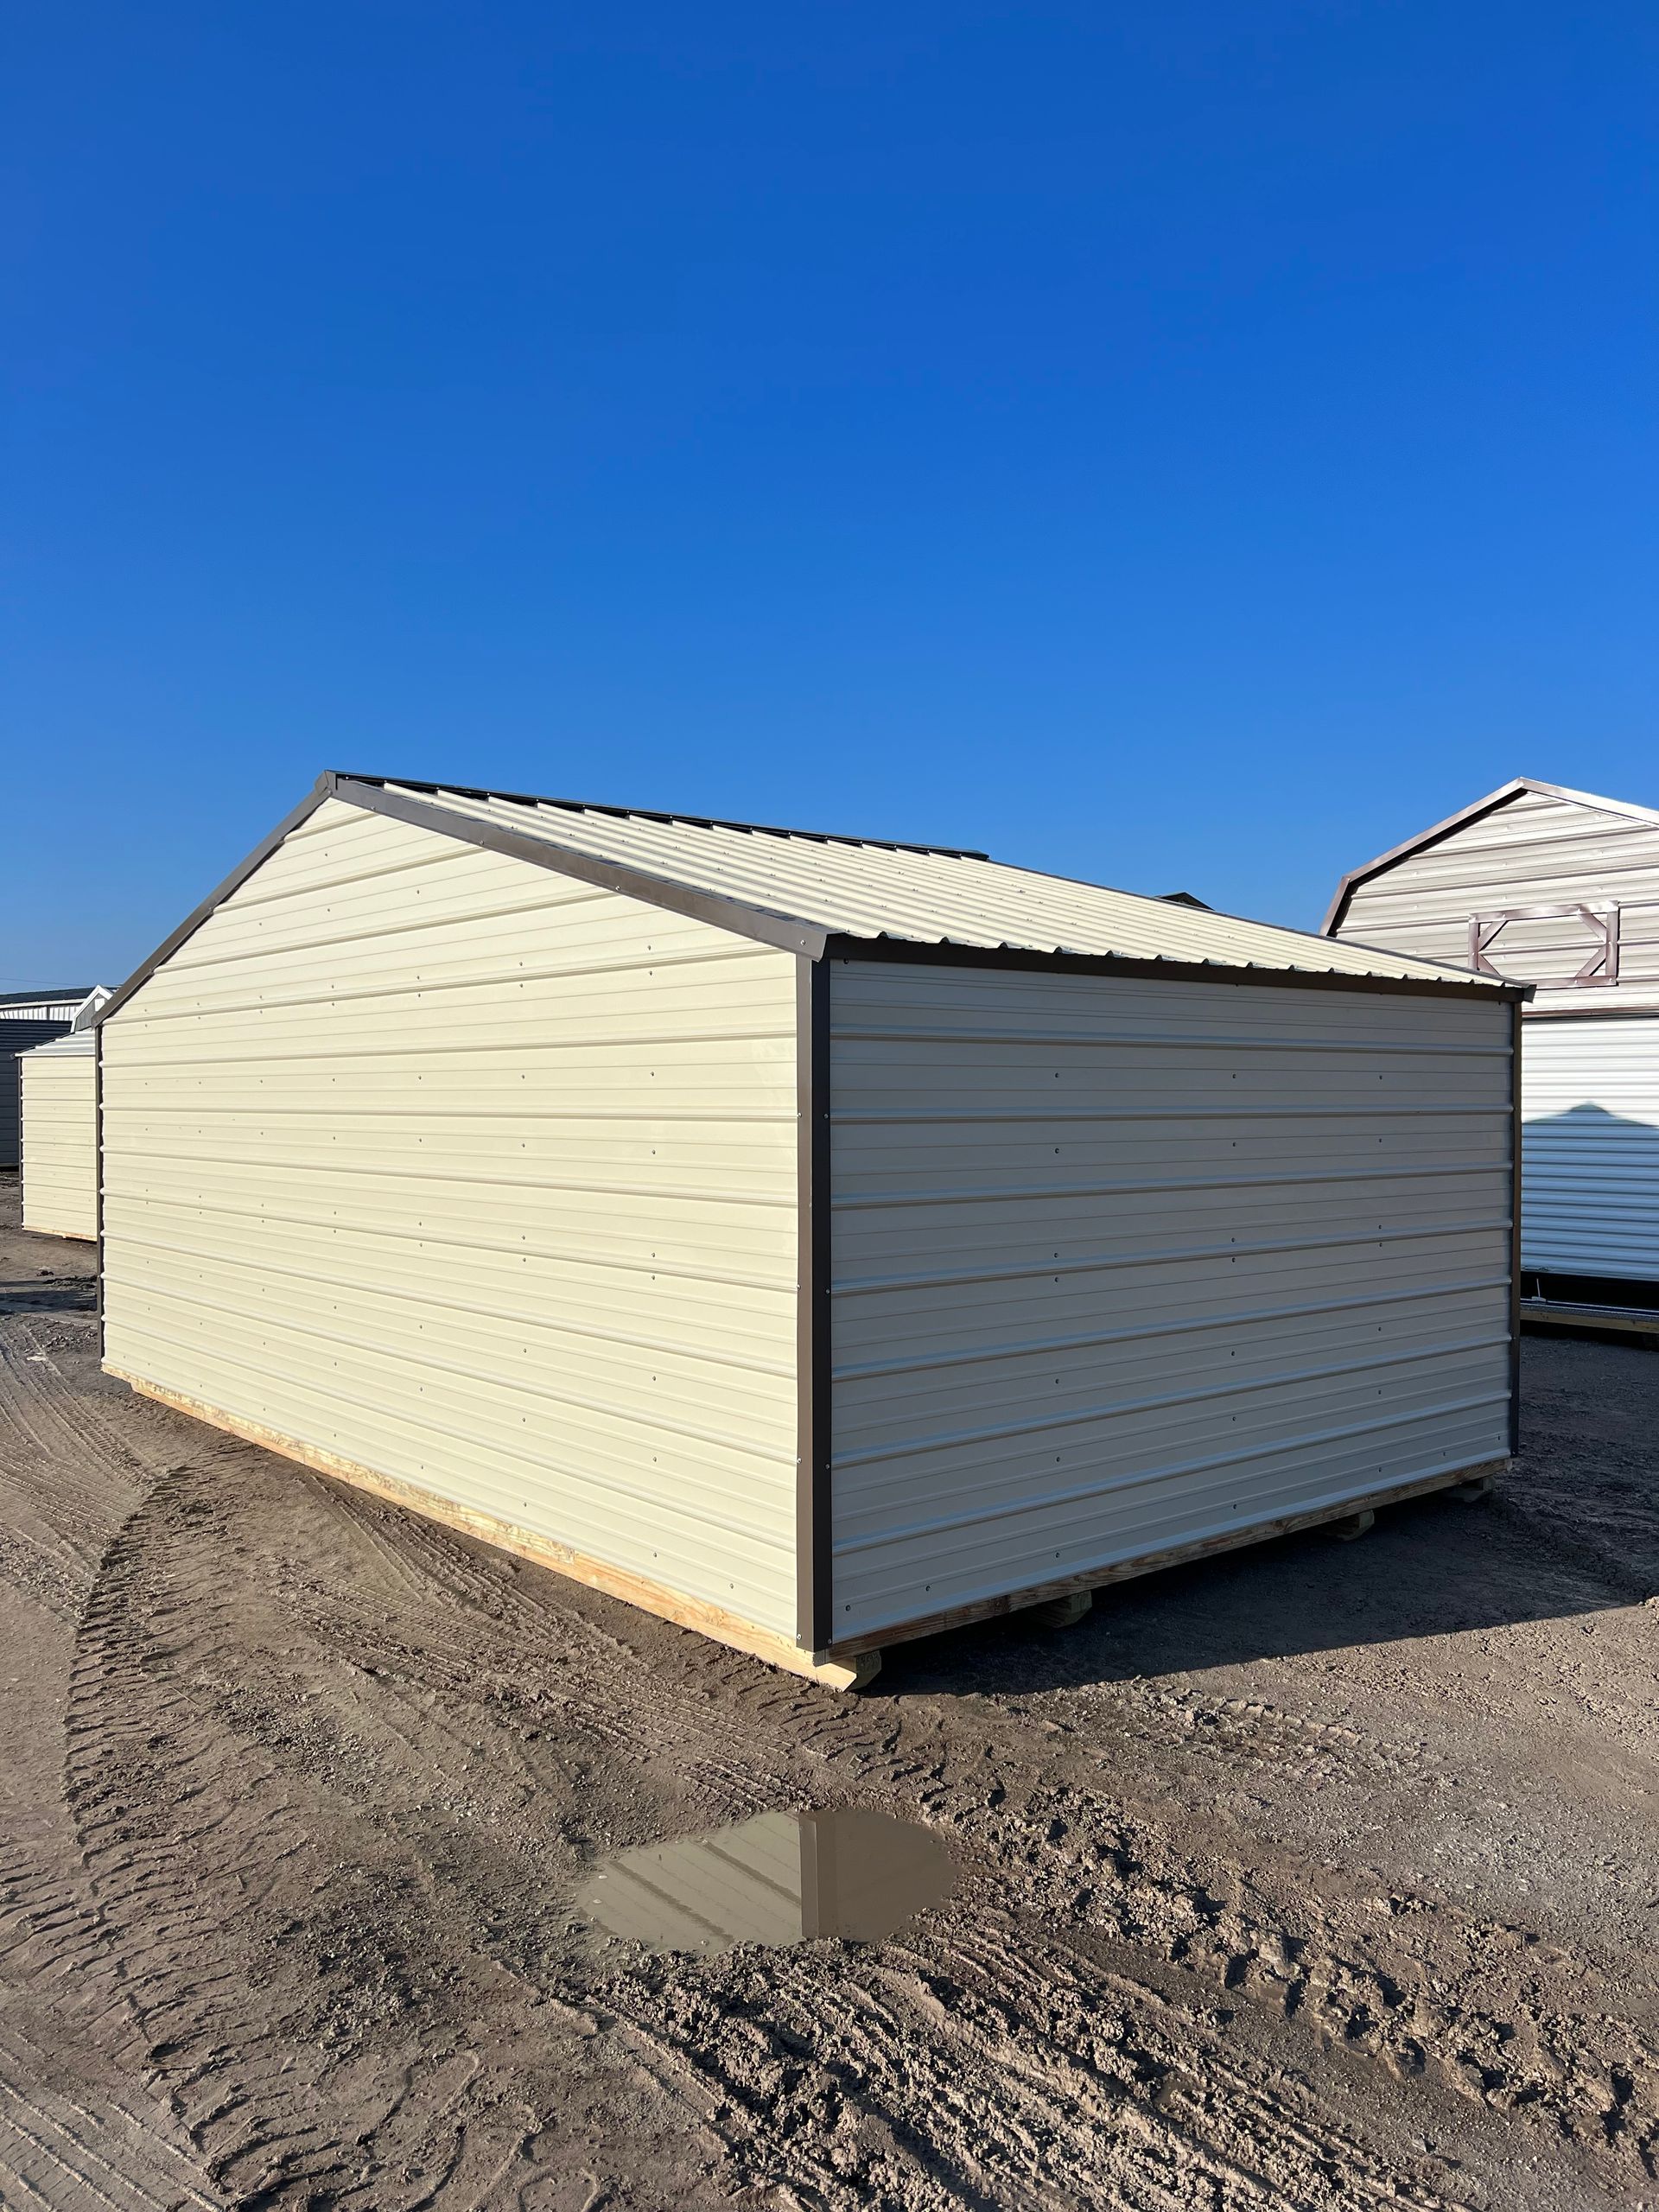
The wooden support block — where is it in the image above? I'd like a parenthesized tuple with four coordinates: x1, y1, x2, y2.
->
(1447, 1475, 1495, 1504)
(814, 1649, 884, 1691)
(1331, 1509, 1376, 1542)
(1024, 1590, 1093, 1630)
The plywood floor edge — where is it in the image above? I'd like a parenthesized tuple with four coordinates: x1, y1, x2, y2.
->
(828, 1458, 1513, 1656)
(108, 1368, 878, 1693)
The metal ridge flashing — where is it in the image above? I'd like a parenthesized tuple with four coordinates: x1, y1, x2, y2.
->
(339, 771, 992, 861)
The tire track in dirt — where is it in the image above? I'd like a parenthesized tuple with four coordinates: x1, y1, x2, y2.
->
(283, 1474, 1659, 2187)
(50, 1420, 1653, 2209)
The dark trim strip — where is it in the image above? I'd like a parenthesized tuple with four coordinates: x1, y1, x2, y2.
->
(94, 1021, 105, 1361)
(1320, 776, 1659, 937)
(94, 778, 340, 1027)
(93, 772, 830, 1031)
(1509, 997, 1522, 1459)
(338, 779, 830, 960)
(93, 770, 1524, 1039)
(795, 955, 833, 1651)
(821, 932, 1528, 1004)
(338, 772, 990, 861)
(1518, 1003, 1659, 1021)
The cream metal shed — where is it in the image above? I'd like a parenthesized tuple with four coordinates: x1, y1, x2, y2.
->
(1326, 778, 1659, 1320)
(18, 988, 110, 1238)
(94, 773, 1523, 1686)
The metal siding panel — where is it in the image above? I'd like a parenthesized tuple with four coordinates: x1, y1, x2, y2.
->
(1519, 1015, 1659, 1280)
(1335, 788, 1659, 1009)
(19, 1043, 99, 1237)
(828, 963, 1514, 1639)
(101, 801, 801, 1639)
(357, 782, 1503, 988)
(0, 1018, 74, 1167)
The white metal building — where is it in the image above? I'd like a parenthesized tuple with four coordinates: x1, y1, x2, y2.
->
(0, 988, 96, 1169)
(95, 773, 1522, 1684)
(1326, 777, 1659, 1312)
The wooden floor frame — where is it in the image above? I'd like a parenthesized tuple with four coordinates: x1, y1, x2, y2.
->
(111, 1366, 1505, 1693)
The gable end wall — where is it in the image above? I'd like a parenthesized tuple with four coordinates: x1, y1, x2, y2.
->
(99, 798, 803, 1638)
(1334, 789, 1659, 1012)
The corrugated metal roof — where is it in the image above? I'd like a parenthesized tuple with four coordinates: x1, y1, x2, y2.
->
(341, 776, 1505, 990)
(0, 988, 96, 1020)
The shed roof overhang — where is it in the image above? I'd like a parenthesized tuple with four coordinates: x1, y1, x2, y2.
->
(96, 770, 1529, 1027)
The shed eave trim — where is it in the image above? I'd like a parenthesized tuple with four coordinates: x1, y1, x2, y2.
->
(93, 776, 341, 1027)
(818, 931, 1526, 1001)
(334, 778, 830, 959)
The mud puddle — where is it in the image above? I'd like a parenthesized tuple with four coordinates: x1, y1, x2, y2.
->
(575, 1806, 957, 1955)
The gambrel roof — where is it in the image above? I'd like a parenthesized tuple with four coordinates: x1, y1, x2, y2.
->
(1324, 778, 1659, 936)
(100, 770, 1520, 1026)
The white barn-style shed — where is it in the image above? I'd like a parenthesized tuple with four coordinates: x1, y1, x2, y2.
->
(1326, 777, 1659, 1316)
(0, 988, 97, 1168)
(96, 773, 1523, 1685)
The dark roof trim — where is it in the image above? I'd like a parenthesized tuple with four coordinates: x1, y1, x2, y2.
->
(1323, 778, 1659, 936)
(341, 778, 830, 957)
(340, 771, 990, 861)
(96, 772, 832, 1026)
(96, 771, 1524, 1029)
(95, 779, 340, 1027)
(823, 932, 1530, 1004)
(0, 987, 95, 1008)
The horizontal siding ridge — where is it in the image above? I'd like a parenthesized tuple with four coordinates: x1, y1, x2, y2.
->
(111, 1287, 798, 1466)
(99, 1105, 796, 1124)
(113, 1344, 792, 1552)
(834, 1103, 1508, 1126)
(105, 1027, 792, 1065)
(830, 1026, 1509, 1058)
(130, 940, 772, 1021)
(109, 1149, 796, 1210)
(109, 1230, 793, 1376)
(166, 877, 612, 973)
(831, 1274, 1511, 1380)
(831, 1395, 1510, 1556)
(830, 1161, 1502, 1211)
(831, 1215, 1512, 1297)
(109, 1194, 796, 1292)
(204, 842, 474, 918)
(830, 1334, 1509, 1470)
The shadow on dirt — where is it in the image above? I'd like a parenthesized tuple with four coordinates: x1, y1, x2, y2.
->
(883, 1501, 1648, 1700)
(0, 1276, 97, 1317)
(880, 1338, 1659, 1700)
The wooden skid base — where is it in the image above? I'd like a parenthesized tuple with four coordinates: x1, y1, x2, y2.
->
(20, 1224, 97, 1242)
(1522, 1299, 1659, 1341)
(111, 1370, 881, 1694)
(830, 1459, 1512, 1658)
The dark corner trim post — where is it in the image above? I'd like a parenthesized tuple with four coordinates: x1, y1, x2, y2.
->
(1510, 997, 1522, 1458)
(94, 1021, 105, 1362)
(820, 932, 1527, 1007)
(795, 953, 833, 1654)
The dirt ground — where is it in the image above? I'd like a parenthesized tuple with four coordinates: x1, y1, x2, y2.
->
(3, 1176, 1658, 2211)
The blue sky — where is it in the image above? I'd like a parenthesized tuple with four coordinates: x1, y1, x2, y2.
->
(6, 3, 1656, 986)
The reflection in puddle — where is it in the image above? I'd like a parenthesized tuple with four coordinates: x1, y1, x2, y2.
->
(575, 1808, 957, 1956)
